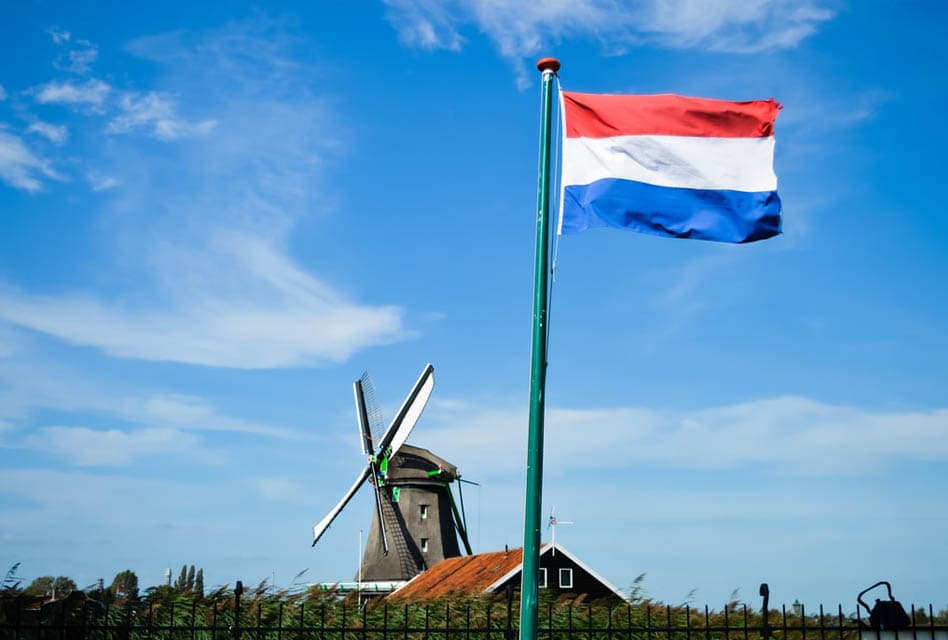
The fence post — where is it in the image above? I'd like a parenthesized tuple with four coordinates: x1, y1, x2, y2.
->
(759, 585, 771, 640)
(505, 585, 514, 640)
(234, 580, 244, 640)
(126, 596, 134, 640)
(59, 600, 66, 640)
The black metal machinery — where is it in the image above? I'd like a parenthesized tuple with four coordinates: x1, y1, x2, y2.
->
(858, 581, 910, 631)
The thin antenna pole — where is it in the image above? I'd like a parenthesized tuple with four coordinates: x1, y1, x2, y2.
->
(550, 508, 555, 556)
(549, 510, 573, 557)
(520, 55, 560, 640)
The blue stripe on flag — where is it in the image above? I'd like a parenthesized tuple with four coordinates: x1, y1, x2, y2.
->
(562, 178, 781, 243)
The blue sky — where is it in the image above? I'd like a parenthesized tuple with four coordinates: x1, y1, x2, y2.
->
(2, 0, 947, 609)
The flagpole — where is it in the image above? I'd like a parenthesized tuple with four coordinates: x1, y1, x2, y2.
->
(520, 55, 560, 640)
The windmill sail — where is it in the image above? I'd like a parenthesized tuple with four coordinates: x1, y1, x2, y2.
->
(378, 364, 435, 457)
(312, 465, 371, 546)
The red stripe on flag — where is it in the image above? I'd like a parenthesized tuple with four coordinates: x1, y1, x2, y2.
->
(563, 92, 781, 139)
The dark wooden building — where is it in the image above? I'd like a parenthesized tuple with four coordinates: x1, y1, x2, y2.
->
(388, 543, 625, 603)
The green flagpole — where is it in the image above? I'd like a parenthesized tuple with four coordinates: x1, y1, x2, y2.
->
(520, 56, 560, 640)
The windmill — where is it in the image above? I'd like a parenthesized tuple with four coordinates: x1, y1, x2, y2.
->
(547, 507, 574, 556)
(311, 364, 474, 581)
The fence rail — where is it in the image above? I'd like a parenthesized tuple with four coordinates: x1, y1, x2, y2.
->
(3, 589, 946, 640)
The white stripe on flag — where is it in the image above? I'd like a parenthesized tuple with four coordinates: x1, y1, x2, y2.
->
(562, 135, 777, 193)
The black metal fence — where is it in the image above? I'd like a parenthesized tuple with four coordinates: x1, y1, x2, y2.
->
(3, 586, 946, 640)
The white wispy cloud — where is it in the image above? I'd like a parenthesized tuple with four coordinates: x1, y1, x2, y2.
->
(136, 393, 309, 439)
(56, 44, 99, 74)
(384, 0, 466, 51)
(0, 338, 308, 437)
(33, 78, 110, 109)
(2, 19, 407, 368)
(383, 0, 835, 87)
(61, 44, 98, 74)
(255, 477, 310, 505)
(0, 127, 61, 191)
(27, 120, 69, 145)
(421, 396, 948, 476)
(86, 171, 120, 191)
(47, 27, 71, 44)
(778, 87, 895, 133)
(25, 425, 203, 466)
(638, 0, 835, 52)
(0, 231, 406, 367)
(3, 18, 411, 367)
(47, 27, 98, 73)
(0, 344, 314, 469)
(108, 91, 217, 140)
(0, 85, 7, 101)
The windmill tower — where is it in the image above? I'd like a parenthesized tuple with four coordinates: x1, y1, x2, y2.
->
(312, 364, 473, 582)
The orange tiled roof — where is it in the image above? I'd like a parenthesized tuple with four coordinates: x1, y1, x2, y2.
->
(388, 547, 528, 601)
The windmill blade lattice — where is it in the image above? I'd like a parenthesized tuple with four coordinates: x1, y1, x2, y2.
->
(356, 372, 385, 454)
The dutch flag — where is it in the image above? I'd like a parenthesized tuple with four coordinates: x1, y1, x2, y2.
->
(559, 91, 782, 243)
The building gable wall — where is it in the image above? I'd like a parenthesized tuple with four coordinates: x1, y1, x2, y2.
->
(492, 549, 622, 602)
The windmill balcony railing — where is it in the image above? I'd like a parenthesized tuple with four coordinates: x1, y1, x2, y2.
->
(2, 585, 946, 640)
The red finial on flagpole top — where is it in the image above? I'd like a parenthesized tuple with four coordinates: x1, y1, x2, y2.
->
(537, 57, 560, 73)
